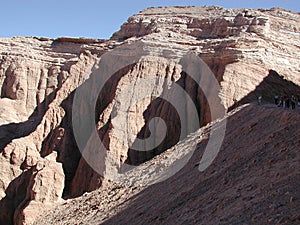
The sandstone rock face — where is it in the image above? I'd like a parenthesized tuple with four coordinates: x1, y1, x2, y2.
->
(14, 152, 64, 225)
(0, 6, 299, 224)
(34, 104, 300, 225)
(0, 37, 104, 224)
(112, 6, 300, 106)
(72, 6, 299, 196)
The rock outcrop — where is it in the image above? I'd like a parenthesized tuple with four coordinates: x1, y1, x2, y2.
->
(34, 103, 300, 225)
(14, 152, 64, 225)
(0, 6, 299, 224)
(0, 37, 105, 223)
(71, 5, 300, 197)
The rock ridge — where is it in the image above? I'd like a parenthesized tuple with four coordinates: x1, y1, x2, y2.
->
(0, 6, 299, 224)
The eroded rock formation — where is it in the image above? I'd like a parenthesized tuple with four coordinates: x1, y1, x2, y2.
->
(34, 103, 300, 225)
(0, 6, 299, 224)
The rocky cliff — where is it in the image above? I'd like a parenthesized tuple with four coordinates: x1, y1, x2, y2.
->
(34, 103, 300, 225)
(0, 6, 299, 225)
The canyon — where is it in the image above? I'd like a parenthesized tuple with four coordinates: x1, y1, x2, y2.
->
(0, 6, 299, 224)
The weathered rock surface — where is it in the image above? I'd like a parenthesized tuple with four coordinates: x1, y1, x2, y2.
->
(34, 104, 300, 225)
(71, 5, 300, 197)
(0, 6, 299, 225)
(0, 37, 105, 224)
(14, 152, 64, 225)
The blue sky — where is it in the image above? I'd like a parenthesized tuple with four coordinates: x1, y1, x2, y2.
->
(1, 0, 299, 39)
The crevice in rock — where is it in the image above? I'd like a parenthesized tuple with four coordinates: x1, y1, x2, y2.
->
(43, 64, 136, 199)
(39, 91, 81, 199)
(0, 90, 56, 151)
(95, 64, 136, 122)
(0, 61, 77, 152)
(67, 64, 137, 198)
(126, 71, 210, 165)
(0, 168, 34, 225)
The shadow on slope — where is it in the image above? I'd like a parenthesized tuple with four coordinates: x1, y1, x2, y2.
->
(0, 91, 57, 152)
(126, 71, 211, 166)
(65, 63, 136, 198)
(103, 104, 300, 225)
(0, 59, 79, 152)
(229, 69, 300, 111)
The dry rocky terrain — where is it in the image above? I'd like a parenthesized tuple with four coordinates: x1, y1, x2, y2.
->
(35, 104, 300, 225)
(0, 6, 299, 225)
